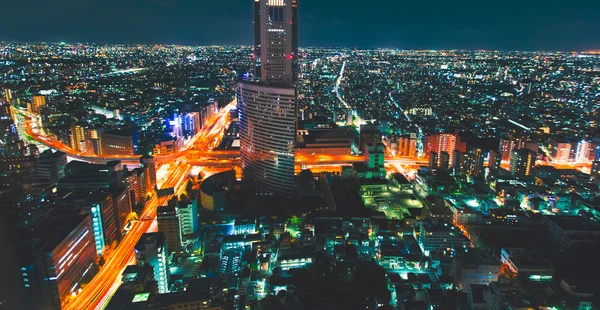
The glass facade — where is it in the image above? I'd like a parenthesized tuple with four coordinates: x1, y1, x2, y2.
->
(237, 82, 296, 197)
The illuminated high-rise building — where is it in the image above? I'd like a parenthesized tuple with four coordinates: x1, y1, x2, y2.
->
(0, 100, 10, 117)
(31, 95, 46, 115)
(4, 88, 13, 102)
(239, 0, 298, 197)
(468, 147, 486, 177)
(291, 0, 299, 79)
(87, 191, 118, 256)
(426, 132, 466, 166)
(360, 124, 381, 154)
(85, 128, 104, 155)
(70, 124, 87, 153)
(253, 0, 297, 84)
(510, 148, 536, 177)
(575, 140, 596, 163)
(238, 83, 296, 196)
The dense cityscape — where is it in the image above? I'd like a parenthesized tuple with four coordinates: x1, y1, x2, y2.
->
(1, 1, 600, 310)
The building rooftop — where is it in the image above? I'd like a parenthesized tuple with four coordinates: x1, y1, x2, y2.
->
(392, 173, 410, 185)
(546, 215, 600, 231)
(32, 213, 90, 252)
(505, 249, 553, 270)
(457, 247, 499, 268)
(200, 170, 235, 196)
(135, 232, 166, 252)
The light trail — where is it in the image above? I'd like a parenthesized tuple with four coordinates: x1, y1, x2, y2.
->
(63, 101, 229, 310)
(388, 92, 424, 158)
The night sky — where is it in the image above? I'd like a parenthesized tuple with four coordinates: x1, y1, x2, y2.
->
(2, 0, 599, 50)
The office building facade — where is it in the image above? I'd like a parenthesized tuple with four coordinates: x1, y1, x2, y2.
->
(240, 0, 298, 197)
(101, 129, 139, 156)
(255, 0, 296, 84)
(135, 232, 170, 294)
(41, 215, 97, 309)
(157, 206, 181, 253)
(140, 155, 156, 195)
(177, 199, 199, 239)
(510, 148, 536, 177)
(34, 150, 67, 188)
(238, 83, 296, 196)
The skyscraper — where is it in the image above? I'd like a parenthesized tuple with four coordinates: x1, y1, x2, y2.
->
(253, 0, 297, 84)
(238, 0, 298, 197)
(238, 84, 296, 196)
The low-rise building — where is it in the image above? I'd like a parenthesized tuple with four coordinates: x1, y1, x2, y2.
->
(543, 215, 600, 250)
(500, 248, 554, 282)
(453, 248, 501, 290)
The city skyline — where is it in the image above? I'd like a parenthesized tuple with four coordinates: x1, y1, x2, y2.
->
(1, 0, 599, 51)
(2, 0, 600, 309)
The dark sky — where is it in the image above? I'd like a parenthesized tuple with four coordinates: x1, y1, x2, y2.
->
(2, 0, 599, 50)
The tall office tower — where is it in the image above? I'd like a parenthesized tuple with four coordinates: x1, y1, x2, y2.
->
(499, 137, 521, 161)
(140, 155, 156, 194)
(548, 137, 572, 163)
(157, 206, 181, 253)
(291, 0, 299, 79)
(101, 129, 139, 156)
(182, 112, 201, 136)
(510, 148, 536, 177)
(238, 84, 296, 196)
(239, 0, 298, 197)
(254, 0, 296, 84)
(31, 215, 97, 309)
(253, 0, 262, 80)
(85, 128, 104, 155)
(397, 134, 418, 157)
(135, 232, 170, 294)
